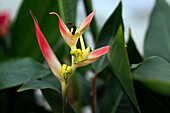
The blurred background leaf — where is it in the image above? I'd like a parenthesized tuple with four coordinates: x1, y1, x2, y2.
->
(144, 0, 170, 62)
(18, 73, 77, 113)
(133, 56, 170, 96)
(83, 0, 98, 40)
(98, 73, 131, 113)
(134, 81, 170, 113)
(0, 58, 49, 90)
(126, 31, 143, 64)
(9, 0, 60, 61)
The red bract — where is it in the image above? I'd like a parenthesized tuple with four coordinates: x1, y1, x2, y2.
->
(30, 11, 64, 83)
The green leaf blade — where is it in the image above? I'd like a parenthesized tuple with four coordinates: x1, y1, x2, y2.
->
(133, 56, 170, 96)
(144, 0, 170, 62)
(108, 26, 140, 112)
(0, 58, 50, 90)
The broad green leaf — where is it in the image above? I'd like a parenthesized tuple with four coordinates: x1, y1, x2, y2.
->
(133, 56, 170, 96)
(18, 79, 58, 92)
(18, 74, 77, 113)
(107, 26, 140, 112)
(9, 0, 60, 61)
(83, 0, 98, 39)
(127, 31, 143, 64)
(134, 82, 170, 113)
(144, 0, 170, 62)
(0, 58, 49, 90)
(93, 1, 122, 73)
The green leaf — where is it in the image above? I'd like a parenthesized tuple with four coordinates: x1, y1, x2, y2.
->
(92, 1, 123, 73)
(133, 56, 170, 96)
(83, 0, 98, 39)
(115, 94, 132, 113)
(0, 49, 7, 60)
(18, 74, 77, 113)
(9, 0, 60, 61)
(144, 0, 170, 62)
(18, 79, 58, 92)
(127, 31, 143, 64)
(0, 58, 49, 90)
(92, 54, 108, 73)
(95, 1, 122, 48)
(62, 0, 77, 24)
(134, 82, 170, 113)
(107, 26, 140, 112)
(42, 89, 77, 113)
(41, 89, 62, 113)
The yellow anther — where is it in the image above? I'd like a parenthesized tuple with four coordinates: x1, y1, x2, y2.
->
(60, 64, 67, 74)
(66, 66, 72, 73)
(62, 64, 67, 69)
(59, 64, 72, 81)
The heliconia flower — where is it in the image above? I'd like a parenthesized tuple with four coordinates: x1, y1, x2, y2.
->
(71, 35, 110, 68)
(0, 11, 10, 38)
(49, 10, 96, 51)
(30, 11, 69, 84)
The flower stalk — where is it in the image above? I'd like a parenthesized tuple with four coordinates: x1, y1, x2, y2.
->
(61, 82, 68, 113)
(92, 73, 98, 113)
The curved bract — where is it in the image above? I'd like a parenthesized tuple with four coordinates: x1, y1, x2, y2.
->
(30, 11, 64, 82)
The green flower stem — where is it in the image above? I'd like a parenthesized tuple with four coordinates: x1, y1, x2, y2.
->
(92, 73, 98, 113)
(62, 83, 68, 113)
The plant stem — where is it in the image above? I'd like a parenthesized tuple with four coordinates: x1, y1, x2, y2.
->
(92, 73, 98, 113)
(62, 83, 68, 113)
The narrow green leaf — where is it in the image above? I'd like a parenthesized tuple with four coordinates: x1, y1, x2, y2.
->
(9, 0, 60, 61)
(108, 26, 140, 112)
(93, 1, 122, 73)
(144, 0, 170, 62)
(0, 58, 49, 90)
(133, 56, 170, 96)
(95, 1, 122, 48)
(127, 31, 143, 64)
